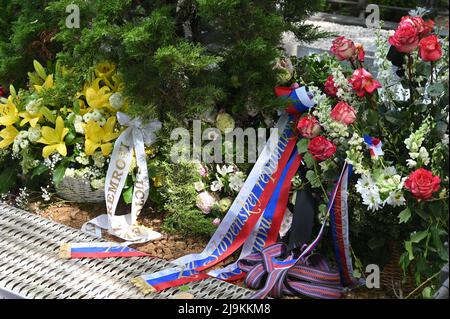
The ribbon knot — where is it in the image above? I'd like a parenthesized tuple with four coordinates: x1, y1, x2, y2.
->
(81, 112, 162, 243)
(237, 243, 343, 299)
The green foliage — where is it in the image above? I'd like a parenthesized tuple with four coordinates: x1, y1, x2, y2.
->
(1, 0, 324, 122)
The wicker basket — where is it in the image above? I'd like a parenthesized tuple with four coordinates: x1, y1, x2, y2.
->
(381, 242, 415, 297)
(56, 175, 105, 203)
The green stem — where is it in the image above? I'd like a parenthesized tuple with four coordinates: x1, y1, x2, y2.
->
(405, 271, 440, 299)
(313, 160, 329, 202)
(407, 54, 414, 104)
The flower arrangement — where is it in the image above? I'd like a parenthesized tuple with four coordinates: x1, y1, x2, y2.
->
(0, 60, 140, 202)
(291, 14, 448, 296)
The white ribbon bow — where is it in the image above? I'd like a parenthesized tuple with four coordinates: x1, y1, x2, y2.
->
(81, 112, 162, 243)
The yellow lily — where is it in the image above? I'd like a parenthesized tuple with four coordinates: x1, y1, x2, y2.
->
(95, 62, 116, 79)
(37, 116, 69, 158)
(85, 78, 113, 110)
(0, 96, 19, 126)
(34, 74, 54, 93)
(84, 117, 120, 156)
(0, 126, 19, 149)
(19, 111, 43, 128)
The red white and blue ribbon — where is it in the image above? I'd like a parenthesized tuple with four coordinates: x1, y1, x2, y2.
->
(238, 243, 343, 299)
(237, 163, 355, 299)
(132, 117, 301, 293)
(329, 164, 357, 287)
(364, 134, 384, 159)
(131, 85, 317, 293)
(59, 242, 149, 259)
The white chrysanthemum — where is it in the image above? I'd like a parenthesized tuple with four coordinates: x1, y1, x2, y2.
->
(362, 188, 383, 212)
(109, 92, 125, 110)
(83, 112, 93, 123)
(384, 190, 406, 207)
(97, 117, 106, 127)
(355, 174, 376, 194)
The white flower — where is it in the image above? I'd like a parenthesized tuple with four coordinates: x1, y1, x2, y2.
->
(83, 112, 93, 122)
(91, 178, 105, 190)
(383, 166, 397, 176)
(25, 99, 42, 115)
(418, 146, 430, 165)
(211, 179, 224, 192)
(92, 151, 106, 168)
(406, 159, 417, 168)
(355, 174, 376, 194)
(109, 92, 125, 110)
(64, 168, 76, 178)
(74, 115, 85, 134)
(384, 190, 406, 207)
(27, 126, 41, 142)
(196, 191, 217, 214)
(194, 181, 205, 192)
(91, 109, 103, 121)
(216, 164, 234, 176)
(75, 152, 90, 165)
(362, 188, 383, 212)
(229, 171, 245, 192)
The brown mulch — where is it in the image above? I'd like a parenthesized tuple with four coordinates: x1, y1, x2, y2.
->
(26, 200, 392, 298)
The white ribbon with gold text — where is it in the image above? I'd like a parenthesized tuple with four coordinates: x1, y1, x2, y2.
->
(81, 112, 162, 243)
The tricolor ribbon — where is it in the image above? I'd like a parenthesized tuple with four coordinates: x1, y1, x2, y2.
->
(59, 242, 149, 259)
(80, 112, 163, 245)
(363, 134, 384, 159)
(131, 86, 316, 293)
(240, 162, 356, 299)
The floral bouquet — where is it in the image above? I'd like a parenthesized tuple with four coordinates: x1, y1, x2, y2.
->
(0, 61, 142, 203)
(290, 14, 448, 296)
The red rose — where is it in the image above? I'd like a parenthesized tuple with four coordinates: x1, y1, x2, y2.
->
(330, 101, 357, 125)
(399, 16, 434, 37)
(331, 36, 356, 61)
(419, 35, 442, 62)
(349, 68, 381, 97)
(297, 115, 321, 139)
(388, 21, 419, 53)
(308, 136, 336, 161)
(324, 75, 338, 97)
(404, 168, 440, 200)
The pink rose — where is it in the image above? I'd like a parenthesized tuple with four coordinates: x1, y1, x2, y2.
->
(388, 22, 419, 53)
(331, 36, 356, 61)
(330, 101, 357, 125)
(404, 168, 440, 200)
(196, 191, 217, 214)
(297, 115, 321, 139)
(419, 35, 442, 62)
(308, 136, 337, 161)
(399, 16, 434, 37)
(324, 75, 338, 97)
(349, 68, 381, 97)
(212, 218, 221, 226)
